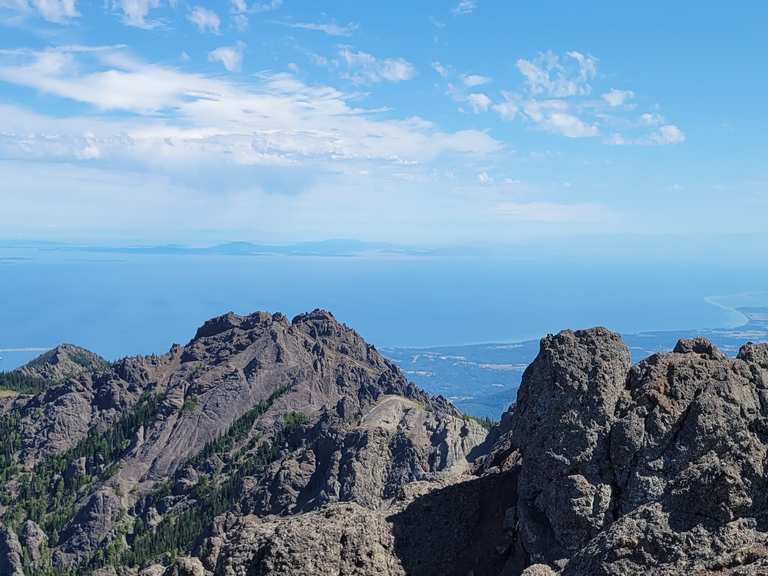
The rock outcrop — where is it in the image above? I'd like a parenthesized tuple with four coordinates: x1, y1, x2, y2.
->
(0, 309, 484, 573)
(4, 315, 768, 576)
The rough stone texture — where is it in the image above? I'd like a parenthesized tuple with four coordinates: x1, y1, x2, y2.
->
(247, 394, 485, 515)
(482, 331, 768, 576)
(510, 328, 631, 565)
(1, 309, 484, 571)
(521, 566, 557, 576)
(20, 343, 109, 383)
(7, 317, 768, 576)
(164, 557, 207, 576)
(0, 527, 25, 576)
(202, 504, 404, 576)
(20, 520, 48, 566)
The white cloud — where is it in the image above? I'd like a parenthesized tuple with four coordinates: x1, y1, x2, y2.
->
(188, 5, 220, 33)
(0, 47, 500, 172)
(250, 0, 281, 12)
(602, 88, 634, 107)
(432, 61, 449, 78)
(337, 46, 415, 84)
(608, 123, 685, 146)
(452, 0, 476, 15)
(640, 112, 664, 126)
(112, 0, 161, 28)
(645, 124, 685, 145)
(522, 100, 599, 138)
(208, 43, 245, 72)
(287, 21, 357, 37)
(462, 74, 490, 87)
(466, 92, 491, 113)
(34, 0, 77, 22)
(493, 91, 518, 120)
(229, 0, 281, 29)
(477, 171, 492, 184)
(516, 50, 597, 97)
(3, 0, 79, 23)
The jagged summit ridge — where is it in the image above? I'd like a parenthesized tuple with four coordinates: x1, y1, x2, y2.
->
(4, 314, 768, 575)
(0, 309, 485, 575)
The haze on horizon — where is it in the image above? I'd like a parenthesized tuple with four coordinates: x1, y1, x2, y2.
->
(0, 1, 765, 249)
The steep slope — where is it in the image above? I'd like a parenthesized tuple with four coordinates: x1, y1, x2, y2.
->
(464, 330, 768, 575)
(188, 329, 768, 576)
(0, 310, 485, 575)
(6, 315, 768, 576)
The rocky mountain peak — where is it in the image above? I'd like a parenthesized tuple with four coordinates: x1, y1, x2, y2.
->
(5, 318, 768, 576)
(19, 343, 109, 382)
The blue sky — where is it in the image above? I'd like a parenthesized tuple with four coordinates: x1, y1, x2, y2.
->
(0, 0, 765, 245)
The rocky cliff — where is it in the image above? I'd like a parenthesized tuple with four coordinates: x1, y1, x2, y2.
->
(2, 314, 768, 576)
(0, 310, 485, 575)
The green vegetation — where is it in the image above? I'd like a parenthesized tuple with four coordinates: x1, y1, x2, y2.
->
(466, 414, 499, 431)
(283, 411, 309, 432)
(0, 371, 50, 395)
(5, 381, 301, 574)
(68, 350, 102, 371)
(186, 382, 294, 471)
(181, 396, 200, 413)
(121, 432, 284, 567)
(120, 384, 298, 569)
(5, 392, 164, 544)
(0, 410, 24, 485)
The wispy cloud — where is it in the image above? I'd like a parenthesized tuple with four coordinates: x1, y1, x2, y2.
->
(452, 0, 477, 16)
(466, 92, 491, 113)
(0, 46, 499, 172)
(188, 5, 220, 33)
(642, 124, 686, 145)
(492, 91, 518, 120)
(462, 74, 490, 87)
(336, 46, 415, 84)
(432, 61, 449, 78)
(516, 50, 597, 97)
(521, 99, 599, 138)
(287, 21, 357, 37)
(602, 88, 634, 107)
(208, 42, 245, 72)
(229, 0, 281, 29)
(3, 0, 79, 23)
(112, 0, 162, 29)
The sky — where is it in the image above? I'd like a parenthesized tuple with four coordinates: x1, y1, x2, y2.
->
(0, 1, 766, 245)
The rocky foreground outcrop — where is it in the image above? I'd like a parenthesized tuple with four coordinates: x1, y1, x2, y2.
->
(3, 314, 768, 576)
(179, 328, 768, 576)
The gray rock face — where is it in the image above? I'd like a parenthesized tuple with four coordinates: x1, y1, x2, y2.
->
(7, 316, 768, 576)
(0, 527, 25, 576)
(203, 504, 405, 576)
(20, 343, 109, 383)
(476, 330, 768, 575)
(510, 328, 631, 565)
(1, 309, 484, 573)
(248, 394, 485, 515)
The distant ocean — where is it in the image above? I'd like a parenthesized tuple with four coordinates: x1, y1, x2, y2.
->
(1, 243, 766, 371)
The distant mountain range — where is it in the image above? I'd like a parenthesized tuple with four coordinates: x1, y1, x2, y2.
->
(36, 239, 432, 257)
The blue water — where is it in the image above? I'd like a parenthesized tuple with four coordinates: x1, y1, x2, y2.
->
(1, 245, 767, 370)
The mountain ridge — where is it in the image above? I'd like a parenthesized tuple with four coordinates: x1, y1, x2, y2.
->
(2, 313, 768, 575)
